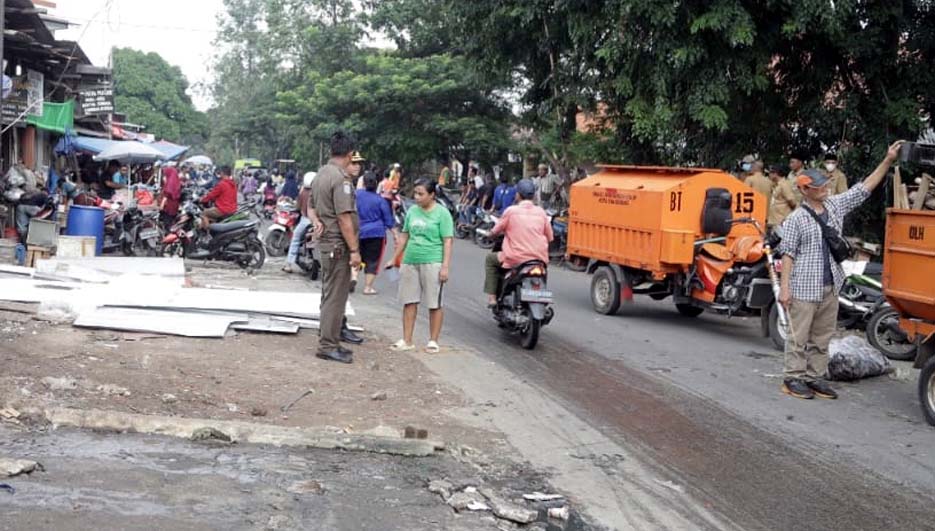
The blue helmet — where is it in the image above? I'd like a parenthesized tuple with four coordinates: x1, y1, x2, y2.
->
(516, 178, 536, 199)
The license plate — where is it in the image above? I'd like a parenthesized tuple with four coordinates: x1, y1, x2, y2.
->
(139, 229, 160, 240)
(521, 288, 553, 302)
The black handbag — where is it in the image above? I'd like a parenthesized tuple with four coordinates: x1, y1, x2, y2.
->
(801, 205, 852, 263)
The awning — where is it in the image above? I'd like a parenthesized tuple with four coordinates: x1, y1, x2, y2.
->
(152, 140, 189, 161)
(26, 100, 75, 134)
(54, 134, 118, 155)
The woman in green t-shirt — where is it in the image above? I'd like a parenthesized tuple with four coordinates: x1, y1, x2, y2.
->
(386, 178, 454, 353)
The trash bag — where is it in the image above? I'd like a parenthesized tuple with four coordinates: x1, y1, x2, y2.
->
(828, 335, 893, 381)
(5, 165, 26, 187)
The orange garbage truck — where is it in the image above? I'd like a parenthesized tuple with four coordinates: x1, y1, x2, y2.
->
(882, 209, 935, 426)
(566, 165, 783, 331)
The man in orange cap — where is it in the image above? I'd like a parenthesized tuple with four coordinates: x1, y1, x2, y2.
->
(777, 141, 903, 400)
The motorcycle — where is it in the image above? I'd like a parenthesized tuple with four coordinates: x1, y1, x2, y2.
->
(115, 204, 162, 256)
(490, 246, 555, 350)
(765, 257, 915, 355)
(473, 210, 500, 249)
(160, 200, 266, 271)
(295, 233, 321, 281)
(265, 198, 301, 257)
(455, 204, 484, 240)
(546, 207, 569, 263)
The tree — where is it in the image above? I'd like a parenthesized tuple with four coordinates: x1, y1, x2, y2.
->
(371, 0, 935, 238)
(111, 48, 207, 146)
(278, 52, 512, 172)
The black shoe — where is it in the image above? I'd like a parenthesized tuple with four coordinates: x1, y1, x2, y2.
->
(341, 327, 364, 345)
(805, 379, 838, 399)
(316, 349, 353, 364)
(782, 378, 815, 400)
(338, 345, 353, 355)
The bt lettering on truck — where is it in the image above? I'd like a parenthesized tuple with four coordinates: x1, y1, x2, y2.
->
(909, 225, 926, 241)
(593, 188, 637, 206)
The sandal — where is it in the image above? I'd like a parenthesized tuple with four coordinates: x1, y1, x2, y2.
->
(363, 288, 378, 295)
(390, 339, 415, 352)
(425, 341, 440, 354)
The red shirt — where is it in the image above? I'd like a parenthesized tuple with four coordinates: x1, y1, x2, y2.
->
(202, 177, 237, 215)
(491, 201, 553, 268)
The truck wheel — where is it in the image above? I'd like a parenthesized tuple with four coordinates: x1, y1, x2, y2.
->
(866, 307, 917, 361)
(919, 355, 935, 427)
(676, 304, 704, 317)
(591, 267, 621, 315)
(768, 303, 788, 351)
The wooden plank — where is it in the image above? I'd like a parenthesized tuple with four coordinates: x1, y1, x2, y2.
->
(914, 173, 932, 210)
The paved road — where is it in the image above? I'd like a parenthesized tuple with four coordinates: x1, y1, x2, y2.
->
(368, 238, 935, 530)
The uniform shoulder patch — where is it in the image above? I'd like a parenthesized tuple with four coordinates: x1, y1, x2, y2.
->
(343, 182, 352, 194)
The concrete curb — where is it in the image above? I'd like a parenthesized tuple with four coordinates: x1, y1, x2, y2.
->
(24, 406, 444, 457)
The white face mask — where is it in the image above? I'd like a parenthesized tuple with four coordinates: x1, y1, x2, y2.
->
(824, 162, 837, 172)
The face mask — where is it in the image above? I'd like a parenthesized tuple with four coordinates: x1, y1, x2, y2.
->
(824, 162, 837, 172)
(741, 163, 752, 172)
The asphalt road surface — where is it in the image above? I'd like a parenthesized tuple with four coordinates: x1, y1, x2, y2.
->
(369, 238, 935, 530)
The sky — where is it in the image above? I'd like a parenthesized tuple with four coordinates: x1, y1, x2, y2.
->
(50, 0, 225, 111)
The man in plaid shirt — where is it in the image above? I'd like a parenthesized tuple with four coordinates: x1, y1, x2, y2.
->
(777, 141, 903, 400)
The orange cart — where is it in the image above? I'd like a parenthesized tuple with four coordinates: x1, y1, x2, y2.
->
(883, 209, 935, 425)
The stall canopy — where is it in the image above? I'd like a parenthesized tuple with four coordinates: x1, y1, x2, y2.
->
(93, 141, 166, 163)
(26, 100, 75, 134)
(54, 134, 115, 155)
(152, 140, 189, 161)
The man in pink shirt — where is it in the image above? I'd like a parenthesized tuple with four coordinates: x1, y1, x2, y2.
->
(484, 179, 553, 306)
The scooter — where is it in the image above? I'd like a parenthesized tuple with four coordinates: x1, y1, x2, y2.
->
(546, 207, 569, 262)
(160, 200, 266, 271)
(265, 198, 301, 257)
(491, 253, 555, 350)
(295, 233, 321, 281)
(473, 210, 500, 249)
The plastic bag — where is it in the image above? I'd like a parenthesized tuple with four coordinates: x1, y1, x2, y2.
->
(828, 335, 893, 381)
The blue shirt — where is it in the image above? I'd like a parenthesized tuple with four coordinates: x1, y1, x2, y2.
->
(112, 171, 125, 185)
(493, 184, 517, 215)
(356, 189, 395, 239)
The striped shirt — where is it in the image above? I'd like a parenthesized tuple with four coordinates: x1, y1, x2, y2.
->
(777, 183, 870, 302)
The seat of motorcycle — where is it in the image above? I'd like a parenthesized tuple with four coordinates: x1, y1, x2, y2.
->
(209, 220, 256, 234)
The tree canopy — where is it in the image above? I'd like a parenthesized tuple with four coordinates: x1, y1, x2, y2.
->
(111, 48, 208, 147)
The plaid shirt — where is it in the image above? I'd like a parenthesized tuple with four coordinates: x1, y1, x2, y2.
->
(777, 183, 870, 302)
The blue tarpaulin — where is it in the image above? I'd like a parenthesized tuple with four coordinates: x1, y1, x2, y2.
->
(55, 135, 190, 161)
(54, 135, 117, 155)
(151, 140, 189, 161)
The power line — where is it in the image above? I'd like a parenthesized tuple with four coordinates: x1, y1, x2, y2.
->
(67, 16, 218, 34)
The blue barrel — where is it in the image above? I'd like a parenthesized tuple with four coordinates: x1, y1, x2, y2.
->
(66, 205, 106, 255)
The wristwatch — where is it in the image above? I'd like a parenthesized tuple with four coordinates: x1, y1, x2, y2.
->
(350, 248, 359, 253)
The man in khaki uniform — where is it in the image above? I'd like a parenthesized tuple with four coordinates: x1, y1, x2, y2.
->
(768, 164, 799, 229)
(310, 131, 360, 364)
(822, 153, 849, 195)
(744, 160, 773, 198)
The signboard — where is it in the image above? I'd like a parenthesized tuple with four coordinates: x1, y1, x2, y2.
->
(1, 75, 29, 126)
(79, 85, 114, 115)
(26, 70, 44, 117)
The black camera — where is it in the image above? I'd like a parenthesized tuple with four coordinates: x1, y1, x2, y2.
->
(898, 142, 935, 166)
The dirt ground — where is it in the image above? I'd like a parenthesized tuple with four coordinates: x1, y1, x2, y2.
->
(0, 314, 504, 452)
(0, 264, 500, 453)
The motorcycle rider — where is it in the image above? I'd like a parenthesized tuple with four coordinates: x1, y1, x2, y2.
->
(200, 166, 237, 229)
(282, 171, 317, 273)
(483, 179, 553, 307)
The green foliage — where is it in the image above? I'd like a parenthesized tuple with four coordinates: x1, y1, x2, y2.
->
(278, 52, 511, 170)
(209, 0, 513, 171)
(111, 48, 208, 146)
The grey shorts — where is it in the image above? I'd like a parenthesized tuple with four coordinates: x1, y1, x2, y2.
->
(398, 263, 444, 309)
